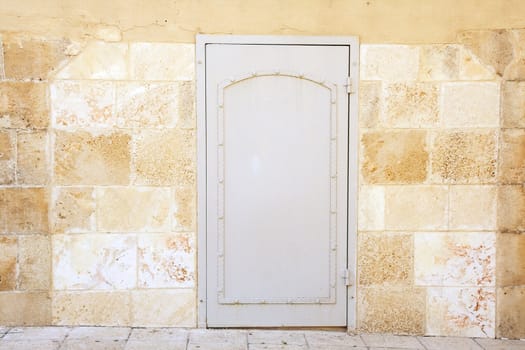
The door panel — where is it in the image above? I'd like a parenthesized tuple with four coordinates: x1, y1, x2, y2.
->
(204, 42, 350, 327)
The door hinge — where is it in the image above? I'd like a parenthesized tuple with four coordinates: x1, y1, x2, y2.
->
(343, 269, 353, 286)
(346, 77, 355, 94)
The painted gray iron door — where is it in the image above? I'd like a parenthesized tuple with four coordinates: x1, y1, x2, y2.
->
(206, 43, 349, 327)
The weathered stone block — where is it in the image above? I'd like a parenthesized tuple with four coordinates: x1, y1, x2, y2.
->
(358, 232, 412, 286)
(441, 83, 499, 128)
(427, 287, 495, 337)
(497, 233, 525, 287)
(54, 131, 131, 185)
(501, 82, 525, 129)
(16, 131, 48, 185)
(358, 186, 384, 231)
(415, 232, 496, 287)
(360, 45, 419, 81)
(0, 130, 15, 184)
(52, 291, 130, 326)
(51, 187, 95, 234)
(173, 184, 196, 232)
(358, 81, 381, 128)
(419, 45, 460, 81)
(50, 81, 116, 128)
(115, 82, 178, 128)
(499, 129, 525, 184)
(497, 286, 525, 339)
(19, 235, 51, 290)
(0, 82, 49, 129)
(0, 235, 17, 290)
(385, 186, 447, 230)
(361, 130, 428, 184)
(358, 287, 426, 334)
(3, 38, 69, 80)
(138, 233, 195, 288)
(431, 130, 497, 184)
(56, 42, 128, 80)
(97, 187, 171, 232)
(459, 47, 498, 80)
(131, 289, 196, 327)
(5, 187, 48, 233)
(384, 83, 439, 127)
(129, 43, 194, 81)
(457, 29, 513, 76)
(449, 185, 497, 230)
(498, 185, 525, 232)
(134, 129, 195, 186)
(178, 81, 196, 130)
(0, 292, 51, 326)
(53, 234, 137, 290)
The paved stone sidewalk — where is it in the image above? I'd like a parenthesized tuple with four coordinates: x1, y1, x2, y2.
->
(0, 327, 524, 350)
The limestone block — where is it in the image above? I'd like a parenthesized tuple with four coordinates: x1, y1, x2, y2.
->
(360, 45, 419, 81)
(19, 235, 51, 290)
(497, 233, 525, 287)
(498, 185, 525, 232)
(414, 232, 496, 287)
(16, 131, 48, 185)
(441, 83, 500, 128)
(173, 184, 196, 232)
(54, 131, 131, 185)
(50, 81, 116, 128)
(361, 130, 428, 184)
(0, 235, 17, 290)
(419, 45, 460, 81)
(449, 185, 497, 230)
(0, 189, 5, 232)
(358, 81, 381, 128)
(358, 232, 412, 286)
(5, 187, 48, 233)
(457, 30, 513, 77)
(0, 82, 49, 129)
(53, 234, 136, 290)
(357, 186, 384, 231)
(497, 286, 525, 339)
(138, 233, 195, 288)
(134, 129, 195, 186)
(51, 187, 95, 234)
(97, 187, 171, 232)
(115, 82, 178, 128)
(459, 47, 498, 80)
(431, 130, 497, 184)
(178, 81, 196, 130)
(427, 287, 495, 337)
(129, 43, 194, 81)
(2, 38, 69, 80)
(0, 292, 51, 326)
(499, 129, 525, 184)
(383, 82, 439, 127)
(56, 42, 128, 80)
(131, 289, 196, 327)
(501, 82, 525, 129)
(52, 291, 131, 326)
(357, 287, 426, 334)
(385, 186, 447, 230)
(0, 130, 15, 184)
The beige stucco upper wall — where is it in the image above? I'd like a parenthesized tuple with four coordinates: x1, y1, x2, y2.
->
(1, 0, 525, 43)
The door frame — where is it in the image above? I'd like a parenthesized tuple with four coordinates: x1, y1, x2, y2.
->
(195, 34, 359, 330)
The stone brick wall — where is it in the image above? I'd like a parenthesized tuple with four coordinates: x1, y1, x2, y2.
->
(0, 30, 523, 338)
(358, 30, 525, 338)
(0, 36, 197, 327)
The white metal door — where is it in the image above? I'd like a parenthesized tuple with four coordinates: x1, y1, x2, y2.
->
(197, 35, 357, 327)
